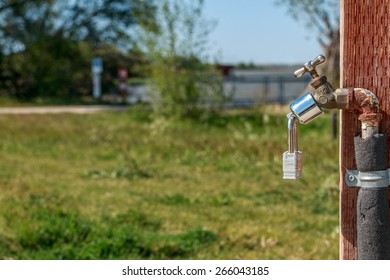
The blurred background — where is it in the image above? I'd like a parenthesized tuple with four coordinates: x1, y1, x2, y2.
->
(0, 0, 341, 259)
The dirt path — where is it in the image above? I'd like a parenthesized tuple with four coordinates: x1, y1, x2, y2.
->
(0, 105, 129, 114)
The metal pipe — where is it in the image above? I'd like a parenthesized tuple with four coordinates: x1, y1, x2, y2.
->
(354, 133, 390, 259)
(349, 88, 390, 259)
(349, 88, 381, 139)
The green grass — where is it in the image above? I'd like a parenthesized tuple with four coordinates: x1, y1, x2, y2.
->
(0, 106, 339, 259)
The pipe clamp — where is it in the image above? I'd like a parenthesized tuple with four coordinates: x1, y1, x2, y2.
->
(345, 169, 390, 188)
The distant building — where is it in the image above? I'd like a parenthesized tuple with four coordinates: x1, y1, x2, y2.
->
(216, 65, 234, 77)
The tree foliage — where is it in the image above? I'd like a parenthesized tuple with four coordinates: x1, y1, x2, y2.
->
(142, 0, 225, 119)
(0, 0, 157, 100)
(276, 0, 340, 82)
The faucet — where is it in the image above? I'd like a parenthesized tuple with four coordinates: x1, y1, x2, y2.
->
(283, 54, 380, 179)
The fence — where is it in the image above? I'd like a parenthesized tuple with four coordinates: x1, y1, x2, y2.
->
(126, 71, 311, 107)
(224, 72, 311, 107)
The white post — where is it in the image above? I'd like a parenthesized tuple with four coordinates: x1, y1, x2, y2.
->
(91, 58, 103, 99)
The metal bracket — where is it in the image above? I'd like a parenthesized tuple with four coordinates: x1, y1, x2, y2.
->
(345, 169, 390, 188)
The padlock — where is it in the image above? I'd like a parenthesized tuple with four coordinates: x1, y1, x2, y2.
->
(283, 152, 302, 180)
(283, 113, 303, 180)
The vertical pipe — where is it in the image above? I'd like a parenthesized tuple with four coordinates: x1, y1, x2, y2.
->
(357, 187, 390, 259)
(354, 132, 390, 259)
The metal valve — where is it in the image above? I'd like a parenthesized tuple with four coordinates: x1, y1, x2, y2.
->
(294, 54, 325, 79)
(283, 113, 303, 180)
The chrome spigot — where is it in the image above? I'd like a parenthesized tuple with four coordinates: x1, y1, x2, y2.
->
(282, 55, 331, 180)
(282, 54, 350, 180)
(294, 54, 348, 110)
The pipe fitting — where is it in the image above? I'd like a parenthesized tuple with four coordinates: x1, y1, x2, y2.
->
(334, 88, 349, 109)
(349, 88, 381, 124)
(348, 88, 381, 138)
(311, 76, 337, 109)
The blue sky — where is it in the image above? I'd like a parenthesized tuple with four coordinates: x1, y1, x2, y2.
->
(203, 0, 321, 64)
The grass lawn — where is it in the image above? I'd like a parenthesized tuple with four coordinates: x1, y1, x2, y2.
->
(0, 106, 339, 259)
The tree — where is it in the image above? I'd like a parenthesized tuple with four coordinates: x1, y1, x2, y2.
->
(0, 0, 157, 100)
(142, 0, 225, 118)
(276, 0, 340, 83)
(0, 0, 157, 53)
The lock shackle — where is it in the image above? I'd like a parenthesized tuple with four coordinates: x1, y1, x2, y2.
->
(287, 113, 298, 153)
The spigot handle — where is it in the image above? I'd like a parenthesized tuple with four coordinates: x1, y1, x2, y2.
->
(294, 54, 325, 79)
